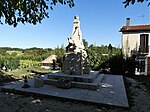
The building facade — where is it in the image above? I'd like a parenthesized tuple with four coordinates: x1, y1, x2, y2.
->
(120, 18, 150, 75)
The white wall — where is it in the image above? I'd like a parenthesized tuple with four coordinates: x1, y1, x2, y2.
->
(122, 33, 139, 57)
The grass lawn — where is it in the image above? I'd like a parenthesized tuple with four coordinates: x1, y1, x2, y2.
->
(4, 69, 32, 79)
(29, 68, 53, 74)
(6, 51, 23, 56)
(5, 67, 53, 79)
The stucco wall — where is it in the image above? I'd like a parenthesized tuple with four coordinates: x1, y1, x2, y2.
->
(122, 33, 139, 57)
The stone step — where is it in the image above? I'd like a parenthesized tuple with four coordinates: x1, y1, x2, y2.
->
(72, 73, 104, 90)
(93, 73, 104, 87)
(43, 79, 57, 85)
(47, 71, 100, 83)
(43, 74, 104, 90)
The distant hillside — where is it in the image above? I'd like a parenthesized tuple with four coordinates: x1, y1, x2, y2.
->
(0, 47, 23, 55)
(0, 47, 53, 55)
(6, 51, 23, 56)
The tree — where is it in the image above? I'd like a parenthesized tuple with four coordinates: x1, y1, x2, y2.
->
(123, 0, 150, 8)
(53, 45, 65, 68)
(82, 39, 88, 50)
(0, 0, 74, 27)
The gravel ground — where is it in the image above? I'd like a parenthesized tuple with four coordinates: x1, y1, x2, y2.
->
(0, 77, 149, 112)
(126, 77, 150, 112)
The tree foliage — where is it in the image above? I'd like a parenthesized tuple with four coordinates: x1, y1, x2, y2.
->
(0, 44, 120, 70)
(123, 0, 149, 7)
(0, 47, 64, 70)
(0, 0, 74, 27)
(20, 60, 40, 68)
(53, 45, 65, 68)
(87, 44, 121, 70)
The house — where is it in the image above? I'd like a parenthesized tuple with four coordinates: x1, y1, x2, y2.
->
(41, 55, 57, 69)
(120, 18, 150, 76)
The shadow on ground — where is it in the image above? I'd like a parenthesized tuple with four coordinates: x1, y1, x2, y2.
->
(0, 70, 17, 85)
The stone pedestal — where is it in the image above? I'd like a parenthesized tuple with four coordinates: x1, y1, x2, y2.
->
(44, 71, 104, 90)
(62, 52, 90, 75)
(34, 77, 44, 88)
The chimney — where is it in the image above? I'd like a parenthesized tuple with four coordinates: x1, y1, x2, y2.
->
(126, 18, 130, 30)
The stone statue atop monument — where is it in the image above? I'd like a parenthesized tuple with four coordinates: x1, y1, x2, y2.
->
(62, 15, 90, 75)
(66, 16, 84, 52)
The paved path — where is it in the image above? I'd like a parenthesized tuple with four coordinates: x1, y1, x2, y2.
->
(0, 74, 129, 108)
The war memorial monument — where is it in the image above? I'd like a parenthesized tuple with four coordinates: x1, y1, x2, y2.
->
(62, 15, 90, 75)
(1, 16, 129, 108)
(43, 15, 103, 90)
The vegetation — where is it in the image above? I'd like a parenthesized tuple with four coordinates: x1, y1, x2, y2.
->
(20, 60, 40, 68)
(123, 0, 150, 8)
(0, 41, 137, 76)
(5, 68, 31, 79)
(87, 44, 121, 70)
(0, 0, 149, 27)
(0, 46, 66, 70)
(0, 43, 121, 71)
(2, 67, 52, 80)
(0, 0, 74, 27)
(29, 68, 52, 75)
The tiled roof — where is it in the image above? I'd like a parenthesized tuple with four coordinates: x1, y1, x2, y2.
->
(42, 55, 57, 64)
(120, 24, 150, 32)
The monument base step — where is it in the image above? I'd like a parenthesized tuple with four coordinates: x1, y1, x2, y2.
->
(47, 71, 99, 83)
(43, 73, 104, 90)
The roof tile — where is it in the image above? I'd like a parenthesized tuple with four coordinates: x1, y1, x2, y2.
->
(120, 24, 150, 32)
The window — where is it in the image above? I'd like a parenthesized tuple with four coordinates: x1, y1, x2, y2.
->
(140, 34, 149, 53)
(137, 59, 145, 72)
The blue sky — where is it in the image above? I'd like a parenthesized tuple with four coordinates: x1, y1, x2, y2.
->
(0, 0, 149, 49)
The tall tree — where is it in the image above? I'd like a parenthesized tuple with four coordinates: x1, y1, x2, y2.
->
(123, 0, 149, 7)
(0, 0, 74, 27)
